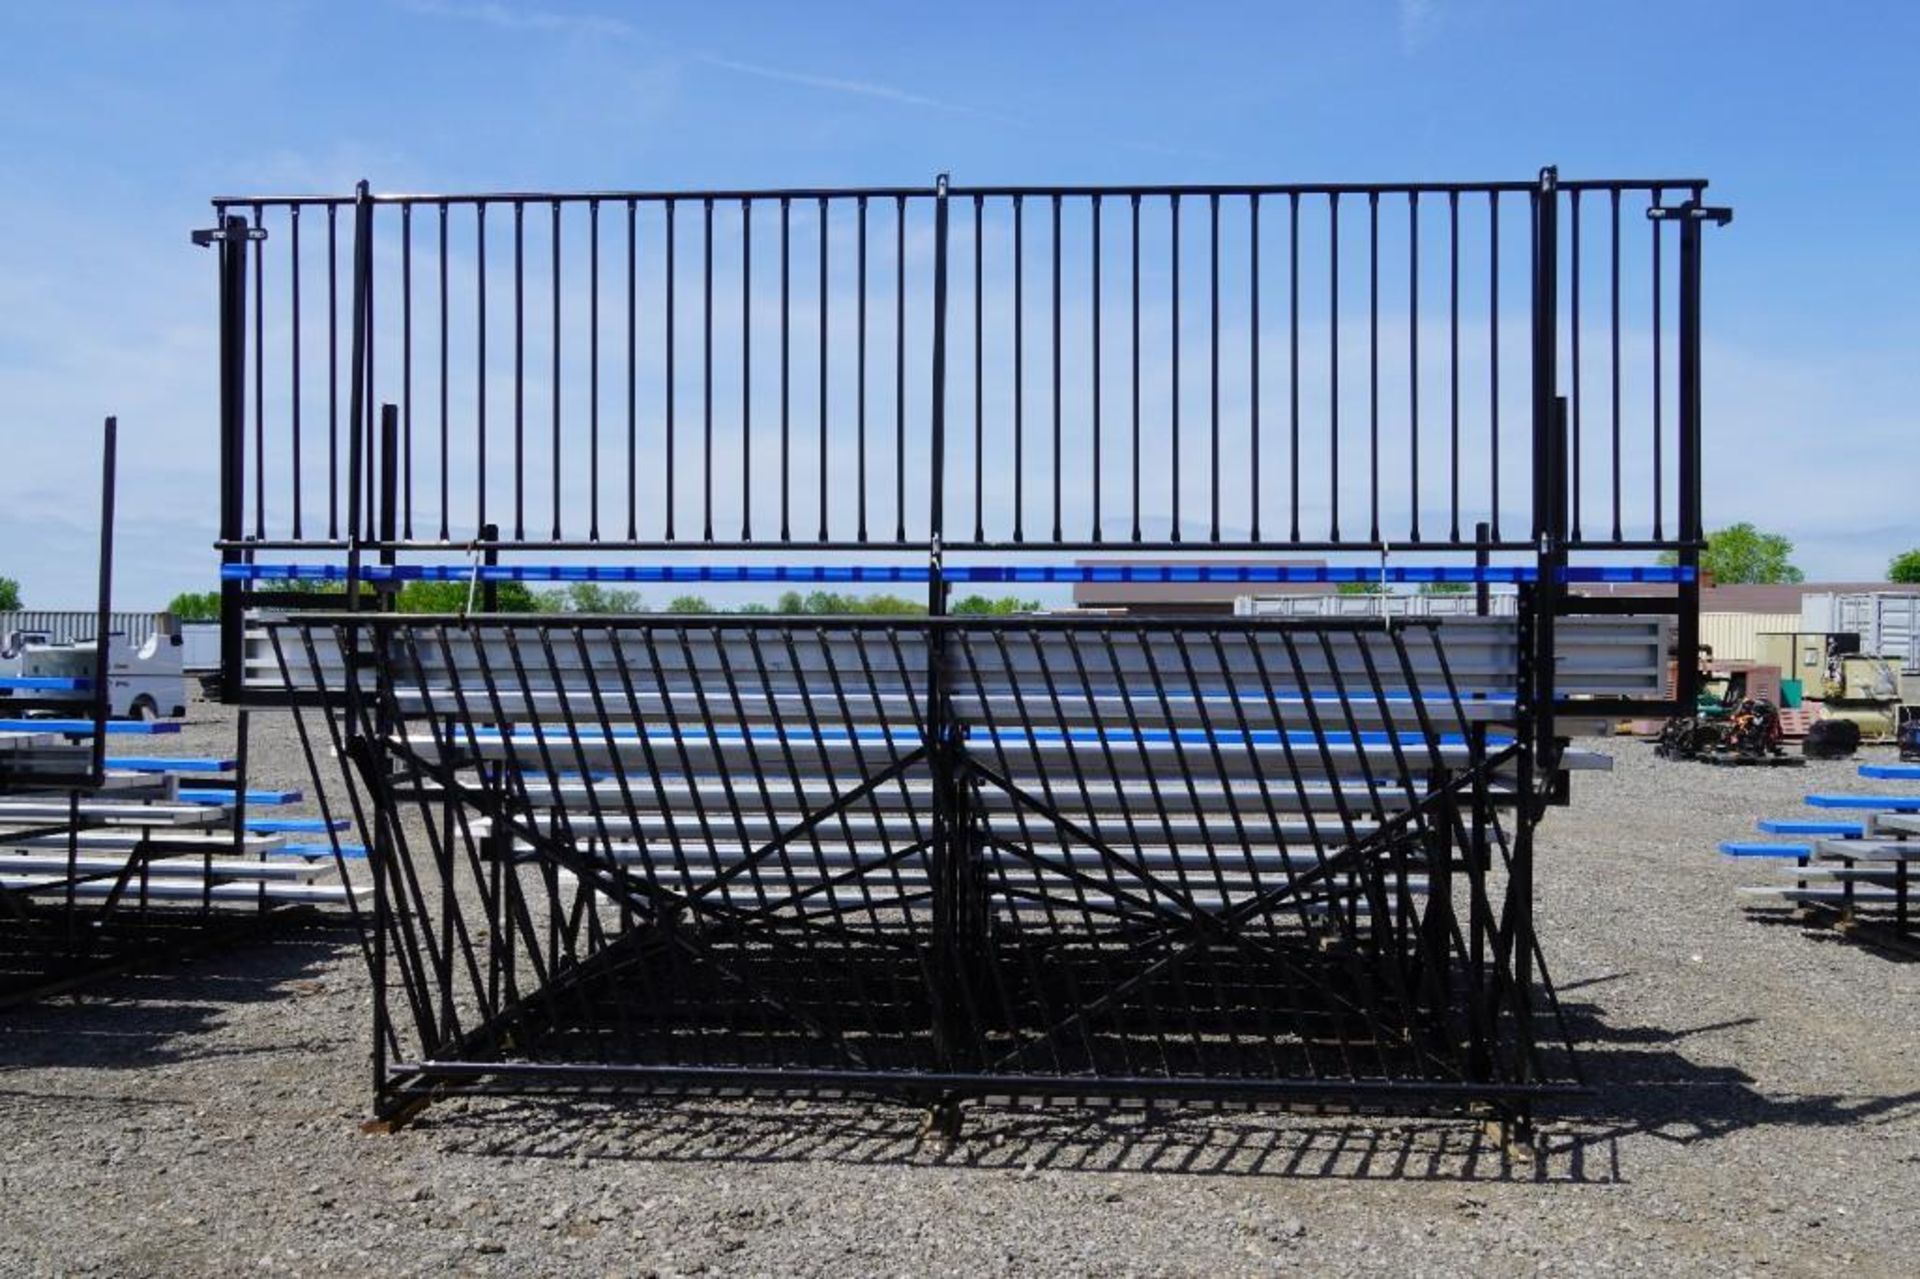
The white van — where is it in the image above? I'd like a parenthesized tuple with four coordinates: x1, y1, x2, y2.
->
(0, 627, 188, 720)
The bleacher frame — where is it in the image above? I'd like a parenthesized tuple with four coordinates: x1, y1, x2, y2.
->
(202, 168, 1728, 1131)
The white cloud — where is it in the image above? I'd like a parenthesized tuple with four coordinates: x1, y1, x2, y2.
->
(397, 0, 634, 40)
(696, 54, 1019, 125)
(1398, 0, 1441, 51)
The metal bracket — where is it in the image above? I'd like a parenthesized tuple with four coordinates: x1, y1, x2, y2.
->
(1646, 201, 1733, 227)
(191, 225, 269, 248)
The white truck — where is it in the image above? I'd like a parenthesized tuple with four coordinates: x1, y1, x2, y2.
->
(0, 626, 188, 720)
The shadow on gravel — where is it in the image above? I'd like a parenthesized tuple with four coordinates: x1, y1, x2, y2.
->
(1741, 909, 1920, 963)
(0, 919, 356, 1073)
(409, 965, 1919, 1185)
(425, 1095, 1619, 1184)
(1551, 989, 1920, 1160)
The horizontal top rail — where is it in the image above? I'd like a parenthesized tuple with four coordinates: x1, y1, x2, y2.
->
(225, 561, 1695, 585)
(210, 175, 1710, 209)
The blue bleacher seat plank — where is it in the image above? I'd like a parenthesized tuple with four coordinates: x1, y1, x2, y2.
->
(245, 817, 350, 834)
(1805, 794, 1920, 811)
(1858, 763, 1920, 781)
(1757, 818, 1864, 837)
(0, 719, 181, 735)
(105, 757, 237, 773)
(178, 788, 304, 805)
(1720, 841, 1811, 859)
(283, 841, 368, 859)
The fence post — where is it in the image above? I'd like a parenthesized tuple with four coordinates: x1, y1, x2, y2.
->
(923, 174, 968, 1092)
(88, 417, 118, 785)
(1474, 520, 1491, 617)
(214, 214, 250, 700)
(1675, 195, 1705, 714)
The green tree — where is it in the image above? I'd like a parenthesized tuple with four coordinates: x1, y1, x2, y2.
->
(1419, 582, 1472, 596)
(559, 582, 645, 613)
(1889, 549, 1920, 583)
(0, 576, 20, 611)
(665, 594, 716, 613)
(167, 589, 220, 621)
(950, 594, 1042, 615)
(394, 580, 547, 613)
(1335, 580, 1388, 596)
(1658, 522, 1803, 584)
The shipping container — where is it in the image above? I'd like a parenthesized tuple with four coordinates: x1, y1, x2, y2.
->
(1799, 591, 1920, 661)
(1696, 612, 1800, 663)
(0, 610, 165, 646)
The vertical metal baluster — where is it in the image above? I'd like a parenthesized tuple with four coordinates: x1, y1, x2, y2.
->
(291, 206, 303, 541)
(780, 195, 790, 541)
(253, 202, 264, 540)
(1249, 193, 1260, 543)
(666, 198, 678, 542)
(402, 202, 413, 540)
(1329, 191, 1340, 543)
(1409, 191, 1420, 544)
(1208, 191, 1220, 543)
(1131, 194, 1141, 543)
(328, 203, 339, 539)
(741, 198, 752, 541)
(1610, 187, 1622, 543)
(1289, 191, 1300, 543)
(894, 194, 907, 543)
(1048, 194, 1062, 543)
(475, 204, 486, 535)
(1368, 189, 1379, 545)
(1651, 185, 1665, 542)
(1488, 191, 1500, 542)
(1170, 192, 1181, 543)
(513, 199, 524, 540)
(627, 199, 638, 541)
(437, 202, 449, 541)
(1569, 188, 1581, 543)
(971, 195, 983, 544)
(705, 197, 716, 542)
(1449, 190, 1459, 543)
(589, 198, 600, 541)
(1092, 194, 1103, 543)
(818, 196, 829, 543)
(1014, 193, 1024, 543)
(549, 202, 562, 540)
(858, 196, 869, 542)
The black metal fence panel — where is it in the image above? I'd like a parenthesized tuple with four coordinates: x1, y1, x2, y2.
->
(208, 173, 1720, 557)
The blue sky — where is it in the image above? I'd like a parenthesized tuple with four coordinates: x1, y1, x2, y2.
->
(0, 0, 1914, 606)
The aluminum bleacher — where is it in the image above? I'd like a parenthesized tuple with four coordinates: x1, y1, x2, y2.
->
(199, 167, 1728, 1139)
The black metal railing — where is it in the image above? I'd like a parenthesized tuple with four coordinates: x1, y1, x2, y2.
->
(205, 171, 1723, 559)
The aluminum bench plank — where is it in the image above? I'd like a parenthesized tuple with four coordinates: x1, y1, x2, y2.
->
(1738, 885, 1911, 906)
(0, 853, 324, 881)
(1813, 838, 1920, 863)
(0, 800, 225, 828)
(0, 830, 286, 855)
(0, 876, 367, 904)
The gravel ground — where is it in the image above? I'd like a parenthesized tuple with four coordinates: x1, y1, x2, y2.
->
(2, 696, 1915, 1276)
